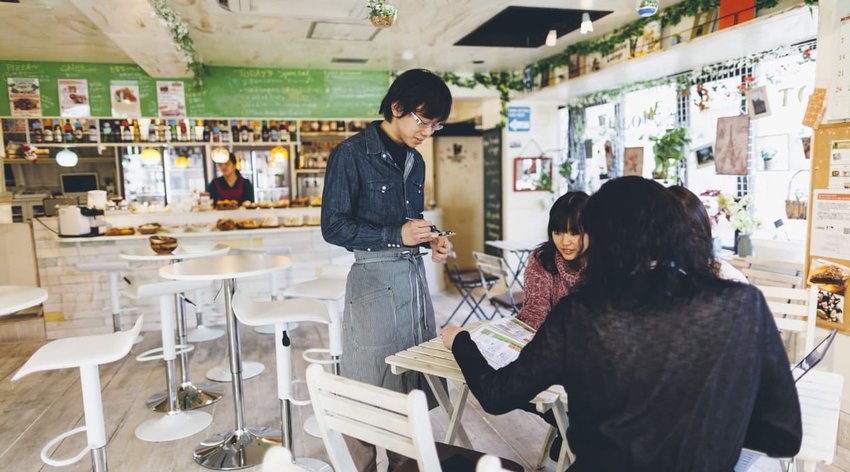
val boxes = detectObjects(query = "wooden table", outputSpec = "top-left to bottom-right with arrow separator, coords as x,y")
386,338 -> 572,471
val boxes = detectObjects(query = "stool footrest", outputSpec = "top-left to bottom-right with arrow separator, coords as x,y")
40,426 -> 90,467
135,344 -> 194,362
288,379 -> 312,406
302,348 -> 338,366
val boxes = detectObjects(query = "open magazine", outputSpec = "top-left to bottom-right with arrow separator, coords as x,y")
469,317 -> 537,369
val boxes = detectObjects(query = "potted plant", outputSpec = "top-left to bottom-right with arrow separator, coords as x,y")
760,148 -> 776,170
367,0 -> 397,27
650,127 -> 690,183
718,193 -> 760,256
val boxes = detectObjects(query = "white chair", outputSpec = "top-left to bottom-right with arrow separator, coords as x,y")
231,246 -> 294,334
129,280 -> 215,442
76,261 -> 143,344
262,446 -> 309,472
476,455 -> 512,472
306,364 -> 522,472
733,257 -> 805,289
758,285 -> 817,359
185,287 -> 225,343
12,316 -> 144,472
233,296 -> 341,470
472,251 -> 524,320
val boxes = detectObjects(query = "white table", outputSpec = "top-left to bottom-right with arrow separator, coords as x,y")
0,285 -> 48,316
385,338 -> 573,472
160,254 -> 291,471
121,244 -> 230,411
485,239 -> 543,289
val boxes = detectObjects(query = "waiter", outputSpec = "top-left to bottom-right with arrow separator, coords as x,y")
206,151 -> 254,204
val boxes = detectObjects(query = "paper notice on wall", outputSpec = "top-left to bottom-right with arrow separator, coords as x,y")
802,88 -> 826,129
828,140 -> 850,190
110,80 -> 141,118
6,78 -> 41,117
156,81 -> 186,117
58,79 -> 90,117
824,10 -> 850,122
810,190 -> 850,260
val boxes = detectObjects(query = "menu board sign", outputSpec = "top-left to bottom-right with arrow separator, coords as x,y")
6,77 -> 41,117
156,81 -> 186,117
58,78 -> 90,117
110,80 -> 141,118
483,128 -> 503,256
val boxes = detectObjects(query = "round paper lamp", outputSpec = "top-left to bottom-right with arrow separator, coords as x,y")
55,148 -> 79,167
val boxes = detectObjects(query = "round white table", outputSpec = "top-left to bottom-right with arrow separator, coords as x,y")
0,285 -> 48,316
160,254 -> 291,471
121,243 -> 230,412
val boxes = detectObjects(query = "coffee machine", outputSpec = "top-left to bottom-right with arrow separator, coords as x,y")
58,206 -> 106,237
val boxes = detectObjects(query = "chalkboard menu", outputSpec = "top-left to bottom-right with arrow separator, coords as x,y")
0,61 -> 387,118
483,128 -> 503,256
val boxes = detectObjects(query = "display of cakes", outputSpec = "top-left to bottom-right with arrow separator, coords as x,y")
282,215 -> 304,227
305,214 -> 321,226
261,215 -> 280,228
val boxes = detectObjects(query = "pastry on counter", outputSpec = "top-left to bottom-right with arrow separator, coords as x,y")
261,215 -> 279,228
291,197 -> 310,208
273,197 -> 290,208
216,199 -> 239,210
106,227 -> 135,236
305,215 -> 321,226
138,223 -> 161,235
216,218 -> 237,231
282,215 -> 304,227
237,219 -> 259,229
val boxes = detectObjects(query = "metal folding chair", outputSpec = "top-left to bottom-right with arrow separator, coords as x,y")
441,251 -> 497,328
473,251 -> 524,321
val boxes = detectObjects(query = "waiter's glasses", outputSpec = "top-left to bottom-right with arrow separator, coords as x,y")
410,112 -> 444,132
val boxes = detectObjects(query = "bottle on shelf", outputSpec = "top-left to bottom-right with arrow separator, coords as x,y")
202,120 -> 210,142
179,119 -> 188,142
73,120 -> 84,141
194,120 -> 205,142
269,120 -> 279,142
43,119 -> 53,143
212,121 -> 221,142
231,120 -> 240,143
121,119 -> 132,142
220,120 -> 230,142
157,119 -> 166,142
261,120 -> 269,142
101,120 -> 112,143
53,120 -> 63,143
148,119 -> 158,142
138,119 -> 149,142
31,120 -> 44,143
164,120 -> 173,143
253,120 -> 261,142
132,119 -> 141,142
87,120 -> 98,143
240,120 -> 250,143
64,120 -> 75,143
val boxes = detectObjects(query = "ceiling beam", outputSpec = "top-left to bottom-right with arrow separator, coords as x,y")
69,0 -> 192,78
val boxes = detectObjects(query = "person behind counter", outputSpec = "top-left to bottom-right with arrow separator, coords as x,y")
442,176 -> 802,471
207,151 -> 255,204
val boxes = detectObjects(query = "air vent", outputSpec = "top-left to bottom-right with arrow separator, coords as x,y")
308,21 -> 380,41
331,57 -> 368,64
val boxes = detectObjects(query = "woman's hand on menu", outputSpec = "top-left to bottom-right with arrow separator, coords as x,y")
401,219 -> 436,246
441,324 -> 464,349
430,236 -> 451,263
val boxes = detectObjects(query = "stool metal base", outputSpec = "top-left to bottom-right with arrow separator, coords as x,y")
303,415 -> 322,439
135,410 -> 212,443
187,326 -> 225,343
193,427 -> 281,470
147,382 -> 225,412
206,361 -> 264,383
295,457 -> 333,472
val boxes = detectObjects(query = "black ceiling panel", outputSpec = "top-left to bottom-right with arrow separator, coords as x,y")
455,7 -> 612,48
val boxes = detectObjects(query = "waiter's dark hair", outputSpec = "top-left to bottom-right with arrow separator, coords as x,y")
228,152 -> 237,165
380,69 -> 452,123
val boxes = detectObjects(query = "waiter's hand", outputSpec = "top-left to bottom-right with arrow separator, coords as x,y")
441,324 -> 464,349
401,219 -> 436,246
430,236 -> 451,263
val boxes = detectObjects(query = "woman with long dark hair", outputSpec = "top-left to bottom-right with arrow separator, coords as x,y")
442,177 -> 801,471
517,191 -> 589,330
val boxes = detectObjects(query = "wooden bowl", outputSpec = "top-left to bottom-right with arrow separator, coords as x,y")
149,235 -> 178,255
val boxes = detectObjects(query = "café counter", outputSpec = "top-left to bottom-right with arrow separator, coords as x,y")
32,207 -> 444,339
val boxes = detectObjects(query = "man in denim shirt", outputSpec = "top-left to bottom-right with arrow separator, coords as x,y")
321,69 -> 452,471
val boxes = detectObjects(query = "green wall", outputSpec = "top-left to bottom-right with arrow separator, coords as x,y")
0,61 -> 389,118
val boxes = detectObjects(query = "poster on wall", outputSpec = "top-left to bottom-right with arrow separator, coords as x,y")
714,115 -> 750,175
808,258 -> 848,325
6,78 -> 41,117
156,81 -> 186,117
746,86 -> 771,120
110,80 -> 141,118
810,190 -> 850,260
57,79 -> 90,117
513,157 -> 552,192
825,4 -> 850,122
829,140 -> 850,189
630,21 -> 661,58
623,147 -> 644,176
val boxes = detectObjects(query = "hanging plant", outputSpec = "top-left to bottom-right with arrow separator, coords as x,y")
367,0 -> 397,27
650,127 -> 690,183
694,84 -> 711,111
149,0 -> 204,87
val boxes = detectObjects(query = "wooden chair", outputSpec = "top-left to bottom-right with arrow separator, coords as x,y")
758,285 -> 817,360
305,364 -> 522,472
472,251 -> 524,320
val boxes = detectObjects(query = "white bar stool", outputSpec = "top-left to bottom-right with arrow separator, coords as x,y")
233,296 -> 341,472
76,261 -> 143,344
130,280 -> 215,442
231,246 -> 294,335
186,288 -> 225,342
12,316 -> 144,472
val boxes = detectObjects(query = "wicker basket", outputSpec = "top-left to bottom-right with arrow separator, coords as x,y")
370,14 -> 395,27
785,169 -> 809,220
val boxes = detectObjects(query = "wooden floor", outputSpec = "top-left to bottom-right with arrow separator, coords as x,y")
0,289 -> 847,471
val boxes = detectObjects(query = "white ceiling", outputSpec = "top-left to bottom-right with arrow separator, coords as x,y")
0,0 -> 644,73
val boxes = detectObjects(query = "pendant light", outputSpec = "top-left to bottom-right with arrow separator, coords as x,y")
636,0 -> 659,17
55,148 -> 79,167
580,13 -> 593,35
139,148 -> 162,165
545,29 -> 557,47
271,145 -> 289,163
211,146 -> 230,163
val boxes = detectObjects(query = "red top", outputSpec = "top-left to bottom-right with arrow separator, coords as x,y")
517,250 -> 583,330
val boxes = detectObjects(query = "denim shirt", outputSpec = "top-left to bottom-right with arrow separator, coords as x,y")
321,121 -> 426,252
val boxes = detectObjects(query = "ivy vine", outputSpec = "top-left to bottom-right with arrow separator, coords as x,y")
439,72 -> 525,127
149,0 -> 205,88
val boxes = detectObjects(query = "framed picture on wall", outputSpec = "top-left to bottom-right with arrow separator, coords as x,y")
747,86 -> 771,120
690,10 -> 716,39
623,147 -> 644,176
715,115 -> 751,175
513,157 -> 552,192
756,134 -> 789,171
694,145 -> 715,167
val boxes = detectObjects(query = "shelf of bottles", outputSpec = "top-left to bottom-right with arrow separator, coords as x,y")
2,117 -> 371,201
